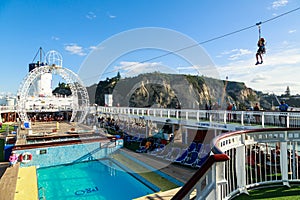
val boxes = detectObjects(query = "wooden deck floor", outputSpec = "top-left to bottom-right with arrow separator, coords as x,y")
0,162 -> 19,200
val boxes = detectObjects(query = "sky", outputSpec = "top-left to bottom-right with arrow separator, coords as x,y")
0,0 -> 300,96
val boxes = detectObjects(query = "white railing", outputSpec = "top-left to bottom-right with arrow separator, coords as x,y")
0,105 -> 16,112
97,106 -> 300,129
3,105 -> 300,128
216,128 -> 300,199
171,128 -> 300,200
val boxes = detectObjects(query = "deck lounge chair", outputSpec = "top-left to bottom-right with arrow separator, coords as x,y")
187,142 -> 197,152
195,143 -> 203,153
156,146 -> 172,158
136,134 -> 146,143
129,134 -> 141,143
148,144 -> 165,155
124,135 -> 131,143
174,150 -> 189,164
183,151 -> 199,166
136,146 -> 147,153
165,147 -> 181,162
193,153 -> 210,168
198,144 -> 211,157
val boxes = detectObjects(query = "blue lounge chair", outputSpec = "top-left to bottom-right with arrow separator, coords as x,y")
184,151 -> 199,166
199,144 -> 211,157
129,134 -> 141,143
165,147 -> 181,162
156,146 -> 172,158
136,134 -> 146,143
148,144 -> 165,155
195,143 -> 203,153
136,146 -> 147,153
193,153 -> 210,168
174,150 -> 189,163
188,142 -> 197,152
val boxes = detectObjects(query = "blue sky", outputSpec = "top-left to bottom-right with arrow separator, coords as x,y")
0,0 -> 300,95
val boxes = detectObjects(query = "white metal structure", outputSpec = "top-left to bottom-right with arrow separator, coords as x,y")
17,64 -> 89,123
45,50 -> 63,67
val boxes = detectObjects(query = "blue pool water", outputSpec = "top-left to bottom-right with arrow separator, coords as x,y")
37,159 -> 157,200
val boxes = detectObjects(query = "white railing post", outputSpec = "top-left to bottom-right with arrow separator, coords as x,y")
287,113 -> 290,128
241,111 -> 244,126
261,112 -> 265,128
236,143 -> 248,194
215,161 -> 227,200
280,132 -> 290,187
209,112 -> 213,123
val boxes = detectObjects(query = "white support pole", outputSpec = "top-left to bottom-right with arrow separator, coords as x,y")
280,134 -> 290,187
236,144 -> 248,195
215,162 -> 227,200
261,112 -> 265,128
241,111 -> 244,126
287,113 -> 290,128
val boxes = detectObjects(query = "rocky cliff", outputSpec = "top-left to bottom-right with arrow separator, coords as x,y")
91,72 -> 273,110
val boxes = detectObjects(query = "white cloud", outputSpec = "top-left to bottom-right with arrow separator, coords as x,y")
272,0 -> 288,9
113,61 -> 176,77
107,12 -> 116,19
64,44 -> 86,56
51,36 -> 60,41
288,29 -> 296,34
219,49 -> 252,61
228,49 -> 252,60
89,46 -> 98,50
86,12 -> 96,20
176,66 -> 196,71
250,74 -> 268,83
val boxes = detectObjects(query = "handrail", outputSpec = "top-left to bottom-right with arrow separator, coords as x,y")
2,105 -> 300,128
97,106 -> 300,129
214,127 -> 300,199
171,154 -> 229,200
170,127 -> 300,199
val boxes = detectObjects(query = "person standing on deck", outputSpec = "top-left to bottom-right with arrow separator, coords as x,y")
279,101 -> 289,126
232,103 -> 237,121
9,151 -> 18,167
226,102 -> 233,121
253,103 -> 260,124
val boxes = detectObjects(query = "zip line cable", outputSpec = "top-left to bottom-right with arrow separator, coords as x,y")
84,6 -> 300,80
261,6 -> 300,24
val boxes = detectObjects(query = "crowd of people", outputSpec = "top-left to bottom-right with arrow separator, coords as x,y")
28,113 -> 67,122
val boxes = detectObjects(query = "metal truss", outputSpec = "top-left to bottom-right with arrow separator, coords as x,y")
17,65 -> 89,123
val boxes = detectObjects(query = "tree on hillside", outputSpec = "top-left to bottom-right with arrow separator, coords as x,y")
52,82 -> 72,96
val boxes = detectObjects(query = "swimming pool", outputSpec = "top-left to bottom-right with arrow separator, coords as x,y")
37,159 -> 158,200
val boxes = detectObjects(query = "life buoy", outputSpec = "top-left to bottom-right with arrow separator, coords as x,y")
19,152 -> 32,163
